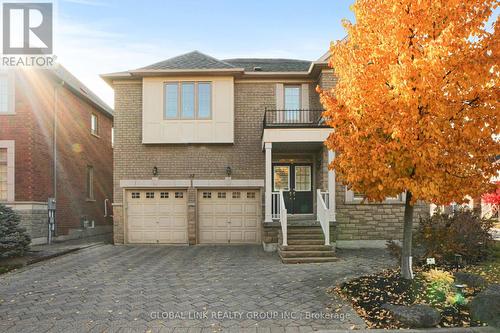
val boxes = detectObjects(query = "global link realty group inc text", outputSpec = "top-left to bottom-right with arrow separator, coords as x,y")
150,310 -> 350,321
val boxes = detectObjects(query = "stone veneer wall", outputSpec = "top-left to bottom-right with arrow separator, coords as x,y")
8,203 -> 48,245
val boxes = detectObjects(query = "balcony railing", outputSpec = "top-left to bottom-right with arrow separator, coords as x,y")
263,109 -> 328,128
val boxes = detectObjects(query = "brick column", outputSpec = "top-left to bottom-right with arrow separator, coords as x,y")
187,187 -> 197,245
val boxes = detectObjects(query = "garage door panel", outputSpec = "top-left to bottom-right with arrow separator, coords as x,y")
229,204 -> 244,214
127,190 -> 188,244
245,203 -> 258,214
198,190 -> 260,244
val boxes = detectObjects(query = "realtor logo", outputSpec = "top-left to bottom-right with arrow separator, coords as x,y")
2,2 -> 53,54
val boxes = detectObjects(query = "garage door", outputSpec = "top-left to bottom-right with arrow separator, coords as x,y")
126,190 -> 188,244
198,189 -> 260,244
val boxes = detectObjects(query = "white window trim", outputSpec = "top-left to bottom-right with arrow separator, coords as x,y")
0,140 -> 15,202
0,71 -> 16,115
273,165 -> 290,191
163,81 -> 212,120
345,187 -> 406,204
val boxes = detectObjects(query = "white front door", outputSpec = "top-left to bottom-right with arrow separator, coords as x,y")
198,189 -> 260,244
126,190 -> 188,244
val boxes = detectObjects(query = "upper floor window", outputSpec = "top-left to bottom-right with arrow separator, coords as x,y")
284,85 -> 301,110
164,81 -> 212,120
0,148 -> 7,201
91,113 -> 98,136
86,166 -> 94,200
0,73 -> 14,114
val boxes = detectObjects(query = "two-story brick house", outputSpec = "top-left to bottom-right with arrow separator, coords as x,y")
103,51 -> 428,263
0,65 -> 114,244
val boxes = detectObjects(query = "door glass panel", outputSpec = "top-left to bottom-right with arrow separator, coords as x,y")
273,166 -> 290,191
295,166 -> 311,191
284,86 -> 300,122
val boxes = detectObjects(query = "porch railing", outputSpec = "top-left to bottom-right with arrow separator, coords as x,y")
263,109 -> 328,128
271,192 -> 280,220
317,189 -> 330,246
278,190 -> 288,246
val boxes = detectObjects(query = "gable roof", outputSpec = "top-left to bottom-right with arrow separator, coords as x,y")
138,51 -> 236,70
52,64 -> 113,117
223,58 -> 311,72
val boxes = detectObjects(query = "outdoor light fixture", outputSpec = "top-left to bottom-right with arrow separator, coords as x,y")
226,166 -> 232,177
152,166 -> 158,177
454,254 -> 463,270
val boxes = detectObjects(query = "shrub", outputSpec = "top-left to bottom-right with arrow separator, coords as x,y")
0,204 -> 31,258
421,269 -> 467,308
415,209 -> 493,264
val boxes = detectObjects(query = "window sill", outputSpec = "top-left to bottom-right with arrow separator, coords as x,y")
90,133 -> 100,138
86,198 -> 96,202
0,111 -> 16,116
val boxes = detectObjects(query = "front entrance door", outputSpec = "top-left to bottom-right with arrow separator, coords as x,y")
272,163 -> 313,214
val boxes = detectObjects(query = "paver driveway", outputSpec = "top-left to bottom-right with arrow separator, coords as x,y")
0,245 -> 393,332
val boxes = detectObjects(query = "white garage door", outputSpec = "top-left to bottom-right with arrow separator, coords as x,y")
198,189 -> 260,244
126,190 -> 188,244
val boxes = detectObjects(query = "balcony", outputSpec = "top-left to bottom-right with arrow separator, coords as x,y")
263,109 -> 328,128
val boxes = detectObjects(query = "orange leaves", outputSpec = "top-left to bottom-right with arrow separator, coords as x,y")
321,0 -> 499,205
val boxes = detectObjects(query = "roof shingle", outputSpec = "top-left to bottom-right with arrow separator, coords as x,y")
139,51 -> 237,70
223,58 -> 311,72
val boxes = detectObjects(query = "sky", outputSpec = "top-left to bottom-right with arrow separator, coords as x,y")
55,0 -> 356,107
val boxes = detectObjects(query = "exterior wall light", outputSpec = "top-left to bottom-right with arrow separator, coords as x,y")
152,166 -> 158,177
226,166 -> 232,177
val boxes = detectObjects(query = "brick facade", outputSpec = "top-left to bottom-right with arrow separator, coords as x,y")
0,69 -> 113,242
112,68 -> 430,247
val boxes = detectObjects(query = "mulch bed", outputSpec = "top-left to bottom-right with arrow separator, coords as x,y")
332,268 -> 484,329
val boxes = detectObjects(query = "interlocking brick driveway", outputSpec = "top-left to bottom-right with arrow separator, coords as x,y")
0,245 -> 393,332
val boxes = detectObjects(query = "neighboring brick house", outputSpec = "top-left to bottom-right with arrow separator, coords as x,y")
0,66 -> 113,244
102,51 -> 428,262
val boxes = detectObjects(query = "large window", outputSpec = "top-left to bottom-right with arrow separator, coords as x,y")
86,166 -> 94,200
164,82 -> 212,119
0,149 -> 7,201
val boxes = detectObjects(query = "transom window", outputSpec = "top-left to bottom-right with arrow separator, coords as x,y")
164,82 -> 212,120
146,192 -> 155,199
217,192 -> 226,199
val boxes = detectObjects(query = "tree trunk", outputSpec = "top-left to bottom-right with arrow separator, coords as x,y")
401,190 -> 415,280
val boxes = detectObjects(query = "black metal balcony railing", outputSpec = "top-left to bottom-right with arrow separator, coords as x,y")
263,109 -> 328,128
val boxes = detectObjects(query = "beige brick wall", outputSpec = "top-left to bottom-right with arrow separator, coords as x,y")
112,81 -> 275,243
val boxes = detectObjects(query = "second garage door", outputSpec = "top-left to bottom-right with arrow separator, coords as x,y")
198,189 -> 260,244
126,190 -> 188,244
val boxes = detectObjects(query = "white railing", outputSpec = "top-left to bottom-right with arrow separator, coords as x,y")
320,191 -> 329,209
317,189 -> 330,245
271,192 -> 280,220
278,190 -> 288,246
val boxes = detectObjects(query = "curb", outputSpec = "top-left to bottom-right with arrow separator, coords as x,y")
26,242 -> 103,265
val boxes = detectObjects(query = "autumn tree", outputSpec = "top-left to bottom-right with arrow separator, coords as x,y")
319,0 -> 499,279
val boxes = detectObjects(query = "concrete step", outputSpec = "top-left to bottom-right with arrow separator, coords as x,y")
279,250 -> 336,258
285,239 -> 326,245
283,233 -> 324,240
280,256 -> 339,264
285,228 -> 323,234
279,244 -> 333,251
